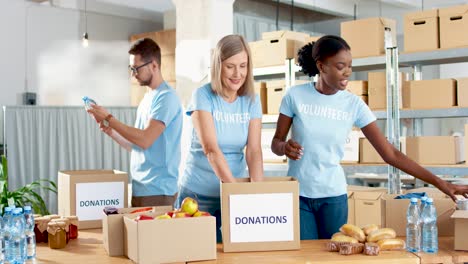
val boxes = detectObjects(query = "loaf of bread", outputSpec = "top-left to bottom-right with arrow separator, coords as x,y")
340,224 -> 366,242
331,232 -> 345,239
364,242 -> 380,256
331,234 -> 359,244
362,224 -> 379,236
367,228 -> 396,242
377,238 -> 406,251
339,243 -> 364,255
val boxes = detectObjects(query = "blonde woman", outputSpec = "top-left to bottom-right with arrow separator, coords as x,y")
177,35 -> 264,241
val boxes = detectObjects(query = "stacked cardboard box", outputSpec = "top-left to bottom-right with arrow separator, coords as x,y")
346,80 -> 368,104
402,79 -> 456,109
439,4 -> 468,49
261,80 -> 309,114
359,138 -> 385,164
457,78 -> 468,107
249,30 -> 309,68
129,29 -> 176,106
452,210 -> 468,250
341,17 -> 397,58
347,185 -> 387,227
406,136 -> 465,164
404,9 -> 439,52
367,71 -> 407,110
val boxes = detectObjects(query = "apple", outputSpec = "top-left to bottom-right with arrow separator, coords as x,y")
193,211 -> 211,217
172,212 -> 191,218
155,214 -> 171,220
166,209 -> 180,218
135,214 -> 154,221
180,197 -> 198,216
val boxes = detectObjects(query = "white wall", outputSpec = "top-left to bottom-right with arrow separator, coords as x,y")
0,0 -> 162,143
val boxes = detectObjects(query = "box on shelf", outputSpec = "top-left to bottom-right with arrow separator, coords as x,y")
457,78 -> 468,107
402,79 -> 456,109
130,29 -> 176,55
367,71 -> 406,110
342,130 -> 362,164
262,30 -> 310,42
405,136 -> 465,164
255,82 -> 267,114
384,188 -> 456,236
263,80 -> 308,114
452,210 -> 468,250
130,84 -> 150,106
404,9 -> 439,52
347,185 -> 387,227
359,138 -> 385,163
161,54 -> 175,81
221,177 -> 300,252
346,80 -> 368,95
249,35 -> 306,68
124,213 -> 217,264
58,170 -> 128,229
102,206 -> 171,256
341,17 -> 396,58
262,129 -> 286,163
439,4 -> 468,49
360,95 -> 368,105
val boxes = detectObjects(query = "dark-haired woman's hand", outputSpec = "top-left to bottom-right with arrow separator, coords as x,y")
283,139 -> 303,160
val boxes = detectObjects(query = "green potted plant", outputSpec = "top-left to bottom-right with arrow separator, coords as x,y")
0,155 -> 57,215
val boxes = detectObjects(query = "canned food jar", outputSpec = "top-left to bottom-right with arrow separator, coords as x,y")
47,222 -> 67,249
65,216 -> 79,239
34,216 -> 51,243
456,199 -> 468,210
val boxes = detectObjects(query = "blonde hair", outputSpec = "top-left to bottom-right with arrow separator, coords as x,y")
211,34 -> 255,99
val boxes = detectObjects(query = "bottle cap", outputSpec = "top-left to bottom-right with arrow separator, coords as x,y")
410,197 -> 418,203
24,205 -> 32,211
426,198 -> 433,203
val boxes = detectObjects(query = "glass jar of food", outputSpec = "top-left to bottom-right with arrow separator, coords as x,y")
65,216 -> 79,239
34,216 -> 51,243
47,222 -> 67,249
52,218 -> 70,243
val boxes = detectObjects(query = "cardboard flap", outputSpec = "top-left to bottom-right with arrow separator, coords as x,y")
262,30 -> 309,42
439,4 -> 468,17
451,210 -> 468,219
405,9 -> 438,21
353,191 -> 383,200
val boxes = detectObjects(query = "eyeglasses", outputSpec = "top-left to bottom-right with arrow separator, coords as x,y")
128,61 -> 152,75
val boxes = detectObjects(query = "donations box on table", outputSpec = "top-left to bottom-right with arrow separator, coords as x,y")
221,177 -> 300,252
58,170 -> 128,229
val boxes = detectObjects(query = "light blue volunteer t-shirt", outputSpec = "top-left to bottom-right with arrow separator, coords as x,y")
179,83 -> 262,197
280,82 -> 376,199
131,82 -> 183,196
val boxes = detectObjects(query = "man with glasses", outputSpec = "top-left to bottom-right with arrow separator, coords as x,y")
88,38 -> 183,207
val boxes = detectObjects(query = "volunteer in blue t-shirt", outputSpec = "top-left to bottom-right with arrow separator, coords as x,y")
88,38 -> 183,207
178,35 -> 264,241
271,35 -> 468,240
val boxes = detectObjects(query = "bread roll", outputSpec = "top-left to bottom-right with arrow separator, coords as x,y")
367,228 -> 396,242
340,224 -> 366,242
331,234 -> 359,243
377,238 -> 406,251
362,224 -> 379,235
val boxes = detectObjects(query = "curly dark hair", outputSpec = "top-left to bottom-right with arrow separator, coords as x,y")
297,35 -> 350,77
129,38 -> 162,66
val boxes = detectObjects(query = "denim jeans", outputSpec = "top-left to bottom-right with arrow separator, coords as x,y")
176,186 -> 223,243
299,194 -> 348,240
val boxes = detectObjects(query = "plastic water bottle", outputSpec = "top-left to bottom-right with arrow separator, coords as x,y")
82,96 -> 97,110
422,198 -> 438,253
406,197 -> 421,252
419,196 -> 428,216
23,206 -> 35,259
4,207 -> 13,263
8,208 -> 26,264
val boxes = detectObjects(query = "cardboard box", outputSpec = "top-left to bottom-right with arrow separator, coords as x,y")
367,71 -> 406,110
255,82 -> 267,114
262,129 -> 286,163
249,38 -> 306,68
353,191 -> 385,227
124,213 -> 217,264
384,188 -> 456,236
360,95 -> 368,105
130,29 -> 176,56
402,79 -> 456,109
342,130 -> 361,163
406,136 -> 465,164
359,138 -> 385,163
263,80 -> 308,114
439,4 -> 468,49
221,177 -> 300,252
346,80 -> 368,95
341,17 -> 397,58
102,206 -> 172,256
452,210 -> 468,250
262,30 -> 310,42
404,9 -> 439,52
58,170 -> 128,229
457,78 -> 468,107
465,124 -> 468,160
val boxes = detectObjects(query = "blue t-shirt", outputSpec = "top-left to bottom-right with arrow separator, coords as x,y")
179,83 -> 262,197
131,82 -> 183,196
280,82 -> 376,198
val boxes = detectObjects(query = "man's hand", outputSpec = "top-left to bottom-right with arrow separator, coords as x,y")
87,104 -> 110,124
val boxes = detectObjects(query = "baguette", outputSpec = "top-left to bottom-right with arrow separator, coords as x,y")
331,234 -> 359,244
367,228 -> 396,242
377,238 -> 406,251
362,224 -> 379,236
340,224 -> 366,242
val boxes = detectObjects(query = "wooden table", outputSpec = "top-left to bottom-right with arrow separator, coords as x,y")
416,237 -> 468,264
35,229 -> 418,264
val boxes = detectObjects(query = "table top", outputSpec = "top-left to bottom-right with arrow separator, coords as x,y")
34,229 -> 468,264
